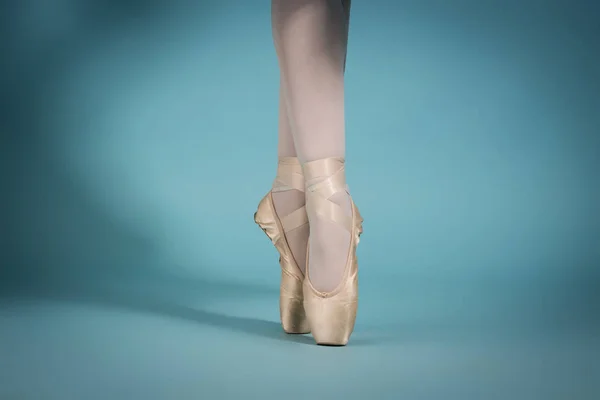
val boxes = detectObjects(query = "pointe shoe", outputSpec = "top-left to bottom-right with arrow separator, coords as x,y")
254,157 -> 311,334
302,157 -> 363,346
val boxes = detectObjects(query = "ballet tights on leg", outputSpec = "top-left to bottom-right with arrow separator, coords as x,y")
272,0 -> 352,292
271,75 -> 309,274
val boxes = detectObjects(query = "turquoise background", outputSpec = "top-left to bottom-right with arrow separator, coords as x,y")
1,0 -> 599,398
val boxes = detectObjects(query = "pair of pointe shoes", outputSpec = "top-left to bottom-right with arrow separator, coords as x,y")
254,157 -> 363,346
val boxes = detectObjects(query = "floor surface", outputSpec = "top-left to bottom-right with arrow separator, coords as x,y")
1,275 -> 598,399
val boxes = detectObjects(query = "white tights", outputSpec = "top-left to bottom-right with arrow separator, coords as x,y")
271,0 -> 353,292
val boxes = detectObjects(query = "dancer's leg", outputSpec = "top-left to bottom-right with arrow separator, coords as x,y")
276,76 -> 297,158
271,75 -> 309,274
272,0 -> 352,292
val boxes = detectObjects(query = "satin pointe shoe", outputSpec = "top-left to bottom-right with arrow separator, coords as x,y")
302,157 -> 363,346
254,157 -> 310,334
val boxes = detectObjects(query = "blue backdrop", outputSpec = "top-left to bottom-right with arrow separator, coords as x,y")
1,0 -> 599,398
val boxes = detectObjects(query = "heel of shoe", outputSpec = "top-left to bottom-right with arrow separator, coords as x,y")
280,270 -> 310,334
254,194 -> 280,244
